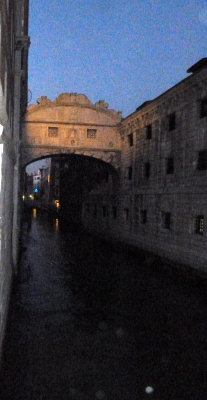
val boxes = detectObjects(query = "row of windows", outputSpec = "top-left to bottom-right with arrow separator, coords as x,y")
48,127 -> 97,138
125,157 -> 174,180
127,98 -> 207,145
85,205 -> 205,235
125,151 -> 207,181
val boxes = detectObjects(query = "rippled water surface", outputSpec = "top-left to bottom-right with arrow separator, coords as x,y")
0,210 -> 207,399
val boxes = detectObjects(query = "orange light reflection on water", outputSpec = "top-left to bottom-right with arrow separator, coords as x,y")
55,218 -> 59,230
33,208 -> 37,218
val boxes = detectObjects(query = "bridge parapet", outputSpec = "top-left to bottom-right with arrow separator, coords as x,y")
22,93 -> 122,168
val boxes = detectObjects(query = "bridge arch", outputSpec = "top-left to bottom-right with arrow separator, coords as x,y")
22,93 -> 122,170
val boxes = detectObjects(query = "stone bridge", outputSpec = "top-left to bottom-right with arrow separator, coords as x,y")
22,93 -> 122,169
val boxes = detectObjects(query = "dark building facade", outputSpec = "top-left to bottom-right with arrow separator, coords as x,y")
0,0 -> 29,355
82,59 -> 207,270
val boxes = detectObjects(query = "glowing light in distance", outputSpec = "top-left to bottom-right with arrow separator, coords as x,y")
55,200 -> 60,208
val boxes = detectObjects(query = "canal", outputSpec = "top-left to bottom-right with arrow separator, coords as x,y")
0,209 -> 207,399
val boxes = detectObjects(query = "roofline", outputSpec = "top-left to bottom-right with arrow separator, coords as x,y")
123,68 -> 201,122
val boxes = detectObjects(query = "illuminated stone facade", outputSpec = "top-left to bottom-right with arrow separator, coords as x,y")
0,0 -> 29,355
22,93 -> 122,169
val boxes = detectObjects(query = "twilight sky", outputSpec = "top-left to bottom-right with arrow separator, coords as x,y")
29,0 -> 207,118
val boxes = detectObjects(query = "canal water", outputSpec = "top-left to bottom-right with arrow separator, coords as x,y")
0,209 -> 207,399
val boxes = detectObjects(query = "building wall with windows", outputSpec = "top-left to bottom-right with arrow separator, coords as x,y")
82,59 -> 207,270
0,0 -> 29,356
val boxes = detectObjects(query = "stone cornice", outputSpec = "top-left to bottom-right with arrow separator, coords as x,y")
23,120 -> 120,128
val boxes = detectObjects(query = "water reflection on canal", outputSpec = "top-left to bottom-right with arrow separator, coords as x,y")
0,209 -> 207,399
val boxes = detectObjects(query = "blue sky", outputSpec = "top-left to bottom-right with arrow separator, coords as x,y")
29,0 -> 207,117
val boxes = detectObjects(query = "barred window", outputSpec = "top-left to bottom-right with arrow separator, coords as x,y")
200,98 -> 207,118
168,112 -> 176,131
162,212 -> 171,229
125,166 -> 132,181
197,150 -> 207,170
48,127 -> 58,137
146,124 -> 152,139
128,133 -> 133,146
112,206 -> 117,219
102,206 -> 107,217
93,204 -> 97,218
144,162 -> 150,178
124,208 -> 129,221
87,129 -> 97,139
141,209 -> 147,224
166,157 -> 174,174
195,215 -> 204,235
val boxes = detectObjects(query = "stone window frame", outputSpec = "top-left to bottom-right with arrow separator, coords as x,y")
197,150 -> 207,171
93,204 -> 97,218
48,127 -> 58,137
161,211 -> 171,230
87,129 -> 97,139
146,124 -> 152,140
102,205 -> 107,217
195,215 -> 204,235
166,157 -> 174,174
123,207 -> 129,222
112,206 -> 117,219
128,133 -> 134,147
144,161 -> 151,178
200,97 -> 207,118
168,112 -> 176,131
140,209 -> 147,224
125,166 -> 132,180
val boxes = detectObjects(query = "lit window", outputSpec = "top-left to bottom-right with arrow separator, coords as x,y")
146,124 -> 152,140
195,215 -> 204,235
48,127 -> 58,137
87,129 -> 97,139
200,98 -> 207,118
168,112 -> 176,131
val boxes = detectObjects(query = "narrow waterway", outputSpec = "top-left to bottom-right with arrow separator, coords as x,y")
0,210 -> 207,399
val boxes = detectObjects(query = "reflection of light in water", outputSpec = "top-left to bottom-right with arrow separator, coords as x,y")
33,208 -> 37,218
55,218 -> 59,230
145,386 -> 154,394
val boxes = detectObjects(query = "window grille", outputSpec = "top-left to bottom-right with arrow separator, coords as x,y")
146,124 -> 152,139
168,112 -> 176,131
200,98 -> 207,118
128,133 -> 133,146
166,157 -> 174,174
87,129 -> 97,139
197,150 -> 207,170
48,127 -> 58,137
195,215 -> 204,235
